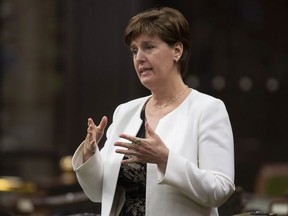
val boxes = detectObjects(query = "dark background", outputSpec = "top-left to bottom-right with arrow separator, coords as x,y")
1,0 -> 287,194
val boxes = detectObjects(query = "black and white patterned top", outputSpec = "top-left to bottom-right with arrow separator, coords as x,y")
117,105 -> 147,216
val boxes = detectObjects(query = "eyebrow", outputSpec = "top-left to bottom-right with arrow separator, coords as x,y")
130,39 -> 155,48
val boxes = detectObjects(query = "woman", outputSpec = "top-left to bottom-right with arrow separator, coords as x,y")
72,7 -> 235,216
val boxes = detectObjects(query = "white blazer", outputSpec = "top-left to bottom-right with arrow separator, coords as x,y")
72,89 -> 235,216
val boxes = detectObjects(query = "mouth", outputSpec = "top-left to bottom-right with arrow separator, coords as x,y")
139,67 -> 152,75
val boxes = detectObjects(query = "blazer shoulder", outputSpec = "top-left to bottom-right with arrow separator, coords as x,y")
191,89 -> 224,107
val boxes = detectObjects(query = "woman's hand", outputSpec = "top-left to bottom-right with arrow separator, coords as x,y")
83,116 -> 108,162
114,122 -> 169,173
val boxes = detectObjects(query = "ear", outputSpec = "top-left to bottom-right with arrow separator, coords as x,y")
173,42 -> 183,62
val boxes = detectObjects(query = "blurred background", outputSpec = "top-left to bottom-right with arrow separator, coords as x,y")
0,0 -> 287,215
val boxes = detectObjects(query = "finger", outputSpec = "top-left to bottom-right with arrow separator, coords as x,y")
115,148 -> 136,155
88,118 -> 96,127
119,134 -> 144,145
97,116 -> 108,131
121,157 -> 137,164
118,133 -> 132,142
89,134 -> 96,144
87,124 -> 95,136
132,137 -> 142,145
85,130 -> 95,143
114,141 -> 134,149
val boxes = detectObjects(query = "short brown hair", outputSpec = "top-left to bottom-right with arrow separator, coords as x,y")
124,7 -> 191,78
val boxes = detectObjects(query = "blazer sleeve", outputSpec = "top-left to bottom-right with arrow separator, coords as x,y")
159,99 -> 235,207
72,144 -> 103,202
71,105 -> 122,202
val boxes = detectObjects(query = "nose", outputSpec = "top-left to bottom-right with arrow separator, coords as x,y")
135,49 -> 145,62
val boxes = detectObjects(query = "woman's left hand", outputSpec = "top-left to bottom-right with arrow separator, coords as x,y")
114,122 -> 169,172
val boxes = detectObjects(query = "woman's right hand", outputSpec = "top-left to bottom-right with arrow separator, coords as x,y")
83,116 -> 108,162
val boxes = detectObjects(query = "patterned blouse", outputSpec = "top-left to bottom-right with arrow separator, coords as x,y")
117,106 -> 146,216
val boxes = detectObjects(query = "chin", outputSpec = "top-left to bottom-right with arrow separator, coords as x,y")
140,79 -> 153,90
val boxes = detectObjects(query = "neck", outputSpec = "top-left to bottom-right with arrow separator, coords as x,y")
151,84 -> 189,109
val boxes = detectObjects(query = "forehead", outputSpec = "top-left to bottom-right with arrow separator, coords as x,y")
130,33 -> 161,46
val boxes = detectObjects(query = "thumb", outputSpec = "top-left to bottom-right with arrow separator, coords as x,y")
98,116 -> 108,131
145,122 -> 155,138
95,116 -> 108,143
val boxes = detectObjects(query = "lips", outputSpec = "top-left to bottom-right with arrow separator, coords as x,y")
139,67 -> 152,74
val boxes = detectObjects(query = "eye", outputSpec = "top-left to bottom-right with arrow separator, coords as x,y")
144,44 -> 153,51
131,47 -> 138,56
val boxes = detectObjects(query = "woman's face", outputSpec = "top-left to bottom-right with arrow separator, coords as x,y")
130,33 -> 181,89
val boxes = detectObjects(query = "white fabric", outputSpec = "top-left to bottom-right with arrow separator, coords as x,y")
72,89 -> 235,216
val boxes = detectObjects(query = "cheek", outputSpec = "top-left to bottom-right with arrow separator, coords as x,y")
132,58 -> 137,68
157,49 -> 173,61
133,60 -> 140,75
156,54 -> 174,68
